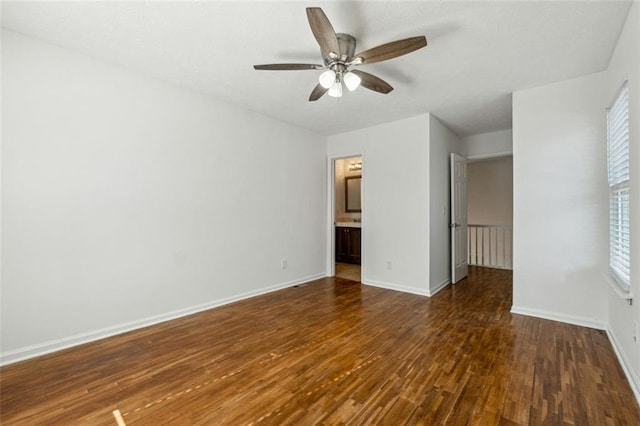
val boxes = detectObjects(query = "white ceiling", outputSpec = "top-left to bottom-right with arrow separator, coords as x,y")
1,1 -> 632,137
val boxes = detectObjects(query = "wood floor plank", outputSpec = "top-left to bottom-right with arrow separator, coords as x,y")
1,267 -> 639,425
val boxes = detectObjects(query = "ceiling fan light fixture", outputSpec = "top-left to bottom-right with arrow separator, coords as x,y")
343,71 -> 361,91
319,70 -> 336,89
328,81 -> 343,98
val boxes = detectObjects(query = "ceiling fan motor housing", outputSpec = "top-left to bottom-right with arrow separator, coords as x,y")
327,33 -> 357,64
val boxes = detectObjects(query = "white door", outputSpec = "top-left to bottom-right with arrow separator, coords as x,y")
450,153 -> 468,283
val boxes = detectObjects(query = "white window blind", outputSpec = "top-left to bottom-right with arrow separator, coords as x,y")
607,82 -> 630,288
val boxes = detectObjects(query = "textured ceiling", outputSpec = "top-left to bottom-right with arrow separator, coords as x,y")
1,1 -> 632,137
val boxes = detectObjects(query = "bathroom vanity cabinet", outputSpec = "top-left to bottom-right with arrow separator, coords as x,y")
335,226 -> 361,265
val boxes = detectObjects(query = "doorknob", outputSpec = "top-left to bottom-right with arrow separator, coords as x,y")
449,223 -> 460,228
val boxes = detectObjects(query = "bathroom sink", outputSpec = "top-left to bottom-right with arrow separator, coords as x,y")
335,222 -> 362,228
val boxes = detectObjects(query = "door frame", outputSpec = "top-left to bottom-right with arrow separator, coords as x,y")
327,153 -> 365,278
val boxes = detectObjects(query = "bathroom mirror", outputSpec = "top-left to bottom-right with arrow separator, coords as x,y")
345,176 -> 361,212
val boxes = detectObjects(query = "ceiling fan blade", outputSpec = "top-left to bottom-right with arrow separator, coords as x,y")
354,36 -> 427,65
309,83 -> 328,101
351,70 -> 394,94
254,64 -> 324,71
306,7 -> 341,58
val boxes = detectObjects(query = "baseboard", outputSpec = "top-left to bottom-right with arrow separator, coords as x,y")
0,273 -> 326,366
606,327 -> 640,406
430,279 -> 450,296
363,279 -> 431,297
510,306 -> 607,330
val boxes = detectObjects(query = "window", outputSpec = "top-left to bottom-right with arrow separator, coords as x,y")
607,82 -> 630,288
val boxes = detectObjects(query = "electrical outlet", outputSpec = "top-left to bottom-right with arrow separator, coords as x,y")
386,261 -> 392,270
281,258 -> 287,269
634,321 -> 638,343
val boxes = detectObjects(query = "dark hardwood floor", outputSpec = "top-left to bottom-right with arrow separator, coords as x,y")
2,267 -> 639,425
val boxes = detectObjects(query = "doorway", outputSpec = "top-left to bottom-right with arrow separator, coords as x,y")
332,156 -> 362,282
466,155 -> 513,271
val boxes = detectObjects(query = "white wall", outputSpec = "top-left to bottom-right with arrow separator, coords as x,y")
604,1 -> 640,399
327,114 -> 460,296
1,30 -> 327,364
327,115 -> 431,296
512,72 -> 607,328
428,115 -> 462,293
462,129 -> 512,160
467,157 -> 513,226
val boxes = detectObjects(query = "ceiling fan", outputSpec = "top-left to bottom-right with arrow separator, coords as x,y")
253,7 -> 427,101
